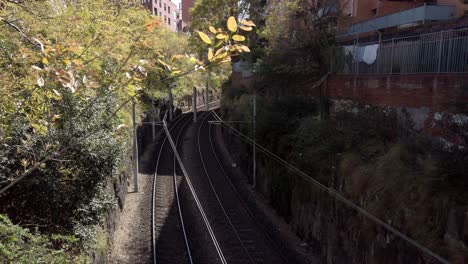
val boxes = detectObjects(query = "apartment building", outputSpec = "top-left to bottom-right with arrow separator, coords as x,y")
141,0 -> 180,32
341,0 -> 468,36
181,0 -> 195,30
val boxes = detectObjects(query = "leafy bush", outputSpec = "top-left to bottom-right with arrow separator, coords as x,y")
0,215 -> 82,263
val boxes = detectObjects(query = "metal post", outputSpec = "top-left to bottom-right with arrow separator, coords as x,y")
132,101 -> 139,192
193,87 -> 197,123
151,98 -> 156,141
252,94 -> 257,189
390,38 -> 394,74
205,73 -> 210,111
169,86 -> 173,121
437,31 -> 443,74
356,34 -> 359,75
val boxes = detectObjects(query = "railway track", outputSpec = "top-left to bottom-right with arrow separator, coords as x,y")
152,113 -> 193,264
192,112 -> 289,264
151,111 -> 294,264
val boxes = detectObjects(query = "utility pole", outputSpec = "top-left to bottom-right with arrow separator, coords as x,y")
132,101 -> 139,192
252,94 -> 257,189
151,98 -> 156,140
169,85 -> 173,121
193,87 -> 197,123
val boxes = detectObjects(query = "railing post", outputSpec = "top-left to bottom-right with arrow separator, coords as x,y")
390,38 -> 395,74
437,31 -> 443,73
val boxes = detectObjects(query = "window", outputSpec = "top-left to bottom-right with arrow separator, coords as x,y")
168,6 -> 171,13
164,15 -> 166,23
155,8 -> 158,15
159,2 -> 161,7
168,18 -> 171,25
371,8 -> 377,17
164,3 -> 166,11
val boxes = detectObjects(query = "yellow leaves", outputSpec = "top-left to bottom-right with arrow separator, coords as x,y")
20,159 -> 30,168
145,19 -> 161,32
197,31 -> 212,44
171,54 -> 185,62
232,35 -> 245,42
209,26 -> 217,34
72,59 -> 82,66
239,26 -> 253,32
208,48 -> 214,61
216,33 -> 228,40
51,114 -> 61,122
240,19 -> 256,27
240,45 -> 251,52
42,58 -> 49,65
227,16 -> 237,32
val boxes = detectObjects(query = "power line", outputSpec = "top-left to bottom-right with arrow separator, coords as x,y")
211,111 -> 451,264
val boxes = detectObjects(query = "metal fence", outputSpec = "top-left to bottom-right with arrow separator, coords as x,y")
329,28 -> 468,75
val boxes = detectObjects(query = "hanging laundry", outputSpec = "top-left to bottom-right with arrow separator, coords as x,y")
362,44 -> 379,65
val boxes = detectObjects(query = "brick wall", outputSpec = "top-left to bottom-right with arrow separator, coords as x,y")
327,74 -> 468,149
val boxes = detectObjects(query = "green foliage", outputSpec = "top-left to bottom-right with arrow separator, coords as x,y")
0,215 -> 82,263
249,0 -> 344,76
189,0 -> 249,31
0,0 -> 258,259
0,0 -> 190,255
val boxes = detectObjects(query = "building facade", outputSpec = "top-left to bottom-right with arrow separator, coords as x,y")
341,0 -> 468,36
181,0 -> 195,30
141,0 -> 180,32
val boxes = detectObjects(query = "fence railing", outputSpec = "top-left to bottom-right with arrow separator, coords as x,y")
329,28 -> 468,75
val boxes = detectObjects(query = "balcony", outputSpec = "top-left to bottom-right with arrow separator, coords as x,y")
347,4 -> 455,35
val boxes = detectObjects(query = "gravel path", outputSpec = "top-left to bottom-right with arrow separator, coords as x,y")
109,137 -> 161,264
110,173 -> 153,264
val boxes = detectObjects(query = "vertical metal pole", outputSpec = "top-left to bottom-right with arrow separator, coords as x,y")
206,73 -> 210,111
132,101 -> 139,192
151,98 -> 156,141
390,38 -> 395,74
193,87 -> 197,123
169,86 -> 173,121
437,31 -> 443,74
252,94 -> 257,189
356,34 -> 359,75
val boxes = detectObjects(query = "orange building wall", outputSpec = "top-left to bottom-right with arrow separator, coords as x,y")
182,0 -> 194,24
353,0 -> 425,23
437,0 -> 468,17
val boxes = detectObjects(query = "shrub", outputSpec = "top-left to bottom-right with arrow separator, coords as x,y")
0,215 -> 82,263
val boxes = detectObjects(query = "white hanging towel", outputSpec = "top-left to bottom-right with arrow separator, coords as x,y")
362,44 -> 379,65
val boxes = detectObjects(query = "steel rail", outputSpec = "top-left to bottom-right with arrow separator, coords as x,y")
173,114 -> 195,264
197,113 -> 255,264
206,114 -> 291,264
162,113 -> 228,264
152,113 -> 192,264
211,111 -> 452,264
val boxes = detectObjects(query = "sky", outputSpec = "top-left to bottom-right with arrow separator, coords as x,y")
171,0 -> 181,8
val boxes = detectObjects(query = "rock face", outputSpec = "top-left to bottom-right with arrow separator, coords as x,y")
256,160 -> 468,264
90,168 -> 130,264
225,129 -> 468,264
